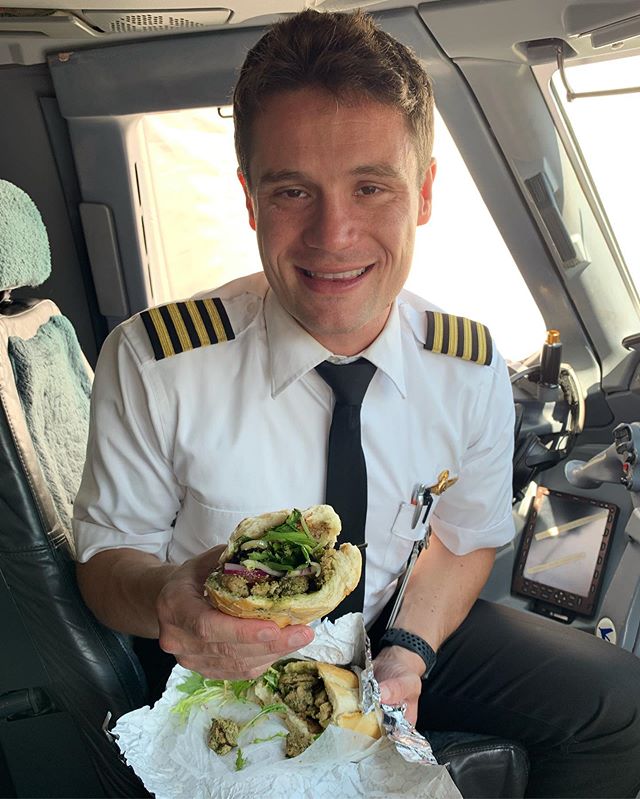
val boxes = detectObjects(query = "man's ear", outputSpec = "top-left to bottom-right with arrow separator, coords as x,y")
237,169 -> 256,231
417,158 -> 437,226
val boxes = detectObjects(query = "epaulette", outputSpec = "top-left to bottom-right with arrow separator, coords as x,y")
424,310 -> 493,366
140,297 -> 235,361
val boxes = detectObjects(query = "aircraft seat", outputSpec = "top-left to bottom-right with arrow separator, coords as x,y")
0,178 -> 148,798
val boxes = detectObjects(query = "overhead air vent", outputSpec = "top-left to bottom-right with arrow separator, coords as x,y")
82,8 -> 231,33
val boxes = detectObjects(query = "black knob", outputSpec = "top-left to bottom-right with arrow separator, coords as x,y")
540,329 -> 562,387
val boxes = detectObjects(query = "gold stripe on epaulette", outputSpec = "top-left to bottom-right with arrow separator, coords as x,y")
148,307 -> 175,359
433,310 -> 443,353
140,297 -> 235,361
167,302 -> 192,353
202,297 -> 227,342
184,299 -> 211,347
462,316 -> 473,361
447,313 -> 458,357
424,310 -> 493,366
478,321 -> 488,365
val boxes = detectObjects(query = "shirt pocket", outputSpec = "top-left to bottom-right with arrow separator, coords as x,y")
174,490 -> 265,555
382,501 -> 434,579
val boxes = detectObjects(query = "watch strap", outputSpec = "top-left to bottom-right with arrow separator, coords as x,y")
378,627 -> 437,680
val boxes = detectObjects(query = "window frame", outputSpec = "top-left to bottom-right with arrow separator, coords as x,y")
533,53 -> 640,312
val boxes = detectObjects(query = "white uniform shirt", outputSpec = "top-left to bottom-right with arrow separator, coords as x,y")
73,272 -> 515,625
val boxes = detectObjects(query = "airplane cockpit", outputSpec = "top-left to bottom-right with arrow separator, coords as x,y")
1,0 -> 640,796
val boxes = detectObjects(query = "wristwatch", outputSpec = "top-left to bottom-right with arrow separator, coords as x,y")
378,627 -> 437,680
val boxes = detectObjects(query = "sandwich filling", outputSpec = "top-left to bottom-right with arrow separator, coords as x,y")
277,661 -> 333,733
212,509 -> 337,599
204,661 -> 337,759
266,661 -> 335,757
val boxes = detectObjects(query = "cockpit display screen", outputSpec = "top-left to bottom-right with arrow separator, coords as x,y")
512,487 -> 618,618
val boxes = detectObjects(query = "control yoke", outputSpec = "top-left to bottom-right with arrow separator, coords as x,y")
565,423 -> 640,494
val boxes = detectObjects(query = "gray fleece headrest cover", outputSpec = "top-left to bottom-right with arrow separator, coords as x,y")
0,179 -> 51,291
9,315 -> 91,534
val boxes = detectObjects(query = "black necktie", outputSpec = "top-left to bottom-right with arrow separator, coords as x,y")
315,358 -> 377,619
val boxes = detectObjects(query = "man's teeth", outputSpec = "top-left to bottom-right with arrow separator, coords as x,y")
303,267 -> 367,280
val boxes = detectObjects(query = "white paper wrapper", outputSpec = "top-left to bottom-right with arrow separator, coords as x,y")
114,615 -> 461,799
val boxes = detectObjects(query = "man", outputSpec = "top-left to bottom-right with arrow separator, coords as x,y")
73,10 -> 640,798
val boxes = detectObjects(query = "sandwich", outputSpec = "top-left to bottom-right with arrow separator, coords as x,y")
253,659 -> 383,757
204,505 -> 361,627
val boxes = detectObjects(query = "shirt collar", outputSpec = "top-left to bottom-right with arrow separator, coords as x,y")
264,289 -> 407,398
265,290 -> 331,397
360,301 -> 407,398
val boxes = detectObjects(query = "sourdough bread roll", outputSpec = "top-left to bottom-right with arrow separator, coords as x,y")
315,662 -> 382,738
204,505 -> 361,627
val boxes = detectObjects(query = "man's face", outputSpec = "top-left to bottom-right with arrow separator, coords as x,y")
240,87 -> 436,355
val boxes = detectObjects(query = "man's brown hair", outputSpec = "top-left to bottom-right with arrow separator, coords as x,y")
233,9 -> 434,185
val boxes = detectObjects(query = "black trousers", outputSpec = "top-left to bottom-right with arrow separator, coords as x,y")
411,599 -> 640,799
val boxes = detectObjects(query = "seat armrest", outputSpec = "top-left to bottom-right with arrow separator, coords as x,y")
428,731 -> 529,799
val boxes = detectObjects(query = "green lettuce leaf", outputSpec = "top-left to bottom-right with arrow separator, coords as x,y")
171,672 -> 255,721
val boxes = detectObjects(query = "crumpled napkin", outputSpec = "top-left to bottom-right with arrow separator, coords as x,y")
113,615 -> 461,799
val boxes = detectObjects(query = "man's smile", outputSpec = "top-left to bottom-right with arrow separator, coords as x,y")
298,264 -> 375,284
301,266 -> 368,280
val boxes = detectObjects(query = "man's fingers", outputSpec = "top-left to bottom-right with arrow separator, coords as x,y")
189,606 -> 314,650
169,613 -> 317,680
163,627 -> 314,659
160,607 -> 315,659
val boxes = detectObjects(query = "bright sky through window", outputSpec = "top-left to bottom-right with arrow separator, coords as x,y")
552,54 -> 640,286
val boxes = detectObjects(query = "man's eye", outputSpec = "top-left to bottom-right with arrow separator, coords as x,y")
357,185 -> 383,196
278,188 -> 308,199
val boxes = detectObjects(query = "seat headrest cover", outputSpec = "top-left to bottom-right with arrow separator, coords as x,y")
0,179 -> 52,291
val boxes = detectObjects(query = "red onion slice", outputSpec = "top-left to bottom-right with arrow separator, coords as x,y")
222,563 -> 271,583
223,562 -> 249,573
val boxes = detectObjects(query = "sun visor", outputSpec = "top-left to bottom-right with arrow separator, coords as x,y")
47,24 -> 262,118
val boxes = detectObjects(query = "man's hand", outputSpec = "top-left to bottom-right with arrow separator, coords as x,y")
373,645 -> 424,726
156,546 -> 315,680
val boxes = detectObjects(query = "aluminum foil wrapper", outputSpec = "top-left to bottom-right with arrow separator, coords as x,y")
342,615 -> 439,767
381,705 -> 439,765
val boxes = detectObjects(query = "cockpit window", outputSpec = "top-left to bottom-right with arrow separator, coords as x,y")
132,105 -> 545,362
133,108 -> 258,304
550,55 -> 640,289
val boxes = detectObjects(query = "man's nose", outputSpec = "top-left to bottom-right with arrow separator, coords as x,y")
303,195 -> 357,252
